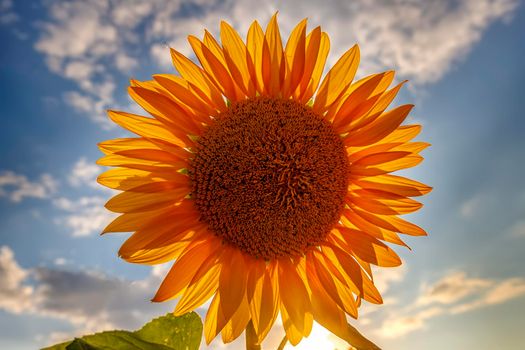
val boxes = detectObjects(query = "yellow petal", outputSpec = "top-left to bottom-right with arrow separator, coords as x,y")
353,174 -> 432,197
349,189 -> 423,215
313,45 -> 360,112
219,246 -> 248,322
248,261 -> 279,343
204,292 -> 227,344
322,243 -> 383,304
334,227 -> 402,267
128,85 -> 203,134
220,21 -> 256,97
345,80 -> 407,133
152,238 -> 220,302
105,188 -> 188,213
331,72 -> 393,128
283,18 -> 307,98
119,216 -> 204,258
221,295 -> 251,343
98,137 -> 189,159
246,20 -> 268,95
280,303 -> 303,346
344,105 -> 414,147
341,208 -> 409,247
305,252 -> 358,341
188,35 -> 238,101
124,239 -> 194,265
153,74 -> 219,118
310,251 -> 358,317
350,151 -> 423,177
278,258 -> 312,336
107,110 -> 189,148
265,12 -> 284,96
299,31 -> 330,103
174,252 -> 222,315
170,48 -> 225,108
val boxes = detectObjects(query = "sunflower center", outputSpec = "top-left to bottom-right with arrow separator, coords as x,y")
189,97 -> 348,259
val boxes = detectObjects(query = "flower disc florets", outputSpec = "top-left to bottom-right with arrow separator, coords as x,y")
190,97 -> 349,259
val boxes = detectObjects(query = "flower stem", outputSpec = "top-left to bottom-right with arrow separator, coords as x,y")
245,321 -> 261,350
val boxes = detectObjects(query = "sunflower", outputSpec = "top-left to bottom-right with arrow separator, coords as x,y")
98,13 -> 430,348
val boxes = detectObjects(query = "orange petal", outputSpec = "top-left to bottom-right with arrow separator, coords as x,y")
313,45 -> 359,112
350,151 -> 423,177
248,261 -> 279,343
280,302 -> 303,346
98,137 -> 189,159
221,294 -> 251,343
247,20 -> 269,95
219,246 -> 248,322
105,187 -> 188,213
129,86 -> 203,135
353,174 -> 432,197
299,31 -> 330,103
345,80 -> 407,133
310,251 -> 358,318
220,21 -> 256,97
283,18 -> 307,98
352,207 -> 427,236
349,190 -> 423,215
265,13 -> 284,96
322,243 -> 383,304
278,258 -> 312,336
344,105 -> 414,147
189,35 -> 238,101
334,227 -> 402,267
331,72 -> 393,128
107,110 -> 189,148
305,254 -> 355,343
204,292 -> 228,344
170,48 -> 225,108
174,250 -> 222,315
341,208 -> 409,247
152,238 -> 220,302
153,74 -> 219,118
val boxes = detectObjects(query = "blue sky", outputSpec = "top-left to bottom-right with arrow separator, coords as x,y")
1,0 -> 524,349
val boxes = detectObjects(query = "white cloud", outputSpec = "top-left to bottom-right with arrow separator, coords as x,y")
460,194 -> 487,218
0,0 -> 18,25
53,196 -> 115,237
35,0 -> 518,128
451,278 -> 525,314
68,157 -> 103,189
378,271 -> 525,338
417,272 -> 493,305
380,306 -> 444,338
0,246 -> 34,314
63,91 -> 96,114
507,220 -> 525,238
115,53 -> 139,72
0,245 -> 177,346
0,171 -> 58,203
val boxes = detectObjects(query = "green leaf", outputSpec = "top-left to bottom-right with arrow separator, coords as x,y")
42,312 -> 202,350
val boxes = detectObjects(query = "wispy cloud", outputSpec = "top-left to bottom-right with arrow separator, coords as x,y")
417,272 -> 493,306
0,0 -> 18,25
34,0 -> 519,128
68,157 -> 104,190
53,196 -> 114,237
378,271 -> 525,338
0,171 -> 58,203
0,245 -> 175,346
507,220 -> 525,238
